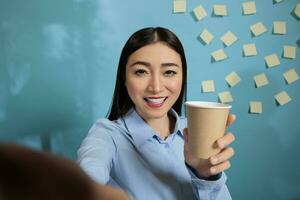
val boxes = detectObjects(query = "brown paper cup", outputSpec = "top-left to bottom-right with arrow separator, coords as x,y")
185,101 -> 231,159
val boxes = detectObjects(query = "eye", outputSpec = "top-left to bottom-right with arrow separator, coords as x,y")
164,70 -> 177,77
134,69 -> 148,76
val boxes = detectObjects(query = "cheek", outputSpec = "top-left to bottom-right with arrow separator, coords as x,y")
125,71 -> 143,99
126,80 -> 146,98
168,78 -> 182,94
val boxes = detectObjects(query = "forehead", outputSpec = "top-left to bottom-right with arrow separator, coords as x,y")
127,42 -> 182,64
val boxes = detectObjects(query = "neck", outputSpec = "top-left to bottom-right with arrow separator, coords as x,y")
145,113 -> 175,140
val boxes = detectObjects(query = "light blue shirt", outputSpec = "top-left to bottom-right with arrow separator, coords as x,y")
77,109 -> 231,200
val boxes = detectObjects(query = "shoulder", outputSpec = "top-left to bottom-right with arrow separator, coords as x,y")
78,118 -> 126,153
88,118 -> 125,135
91,118 -> 118,130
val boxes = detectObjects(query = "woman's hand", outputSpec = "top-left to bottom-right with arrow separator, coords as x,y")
184,114 -> 236,178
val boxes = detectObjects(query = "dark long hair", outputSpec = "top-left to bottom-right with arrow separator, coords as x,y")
107,27 -> 187,120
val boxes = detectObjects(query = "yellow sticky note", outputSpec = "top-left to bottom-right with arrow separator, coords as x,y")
211,49 -> 227,62
221,31 -> 238,47
264,53 -> 280,68
283,68 -> 299,84
173,0 -> 187,13
214,4 -> 227,16
250,101 -> 262,114
202,80 -> 215,93
243,43 -> 257,56
225,71 -> 241,87
200,29 -> 214,44
218,91 -> 233,103
274,91 -> 291,106
193,5 -> 207,21
273,21 -> 286,34
254,73 -> 269,88
283,45 -> 296,59
293,4 -> 300,19
242,1 -> 256,15
250,22 -> 267,37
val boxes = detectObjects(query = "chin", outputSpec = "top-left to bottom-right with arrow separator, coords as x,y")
142,108 -> 170,120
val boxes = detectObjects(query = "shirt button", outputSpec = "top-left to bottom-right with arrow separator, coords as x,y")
164,143 -> 170,148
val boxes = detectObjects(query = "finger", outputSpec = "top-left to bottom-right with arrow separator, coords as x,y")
217,132 -> 235,149
226,114 -> 236,128
210,160 -> 231,175
209,147 -> 235,165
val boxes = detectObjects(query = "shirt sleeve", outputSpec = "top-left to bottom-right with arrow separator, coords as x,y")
186,167 -> 232,200
77,119 -> 116,184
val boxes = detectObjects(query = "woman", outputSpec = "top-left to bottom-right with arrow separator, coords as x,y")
77,27 -> 235,200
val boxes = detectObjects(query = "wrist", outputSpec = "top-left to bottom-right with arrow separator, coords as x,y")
185,162 -> 221,181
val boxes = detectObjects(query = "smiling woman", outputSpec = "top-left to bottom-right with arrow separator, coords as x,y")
125,42 -> 183,136
107,27 -> 187,121
77,27 -> 235,200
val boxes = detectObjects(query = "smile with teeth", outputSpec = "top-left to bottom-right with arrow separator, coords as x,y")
144,97 -> 168,108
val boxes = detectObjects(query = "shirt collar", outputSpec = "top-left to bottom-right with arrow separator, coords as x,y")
122,108 -> 181,147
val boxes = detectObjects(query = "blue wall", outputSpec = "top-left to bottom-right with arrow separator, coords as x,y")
0,0 -> 299,199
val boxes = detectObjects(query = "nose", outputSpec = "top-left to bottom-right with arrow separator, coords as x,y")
148,73 -> 163,93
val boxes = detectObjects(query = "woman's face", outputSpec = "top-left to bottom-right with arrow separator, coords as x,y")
125,42 -> 183,121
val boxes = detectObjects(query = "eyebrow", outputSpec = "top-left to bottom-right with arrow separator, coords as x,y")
129,61 -> 180,68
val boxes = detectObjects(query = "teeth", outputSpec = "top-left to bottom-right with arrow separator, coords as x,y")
146,97 -> 166,104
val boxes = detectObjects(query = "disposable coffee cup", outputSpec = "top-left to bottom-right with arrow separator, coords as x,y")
185,101 -> 232,159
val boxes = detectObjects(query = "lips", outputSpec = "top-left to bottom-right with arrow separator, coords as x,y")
144,97 -> 168,108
